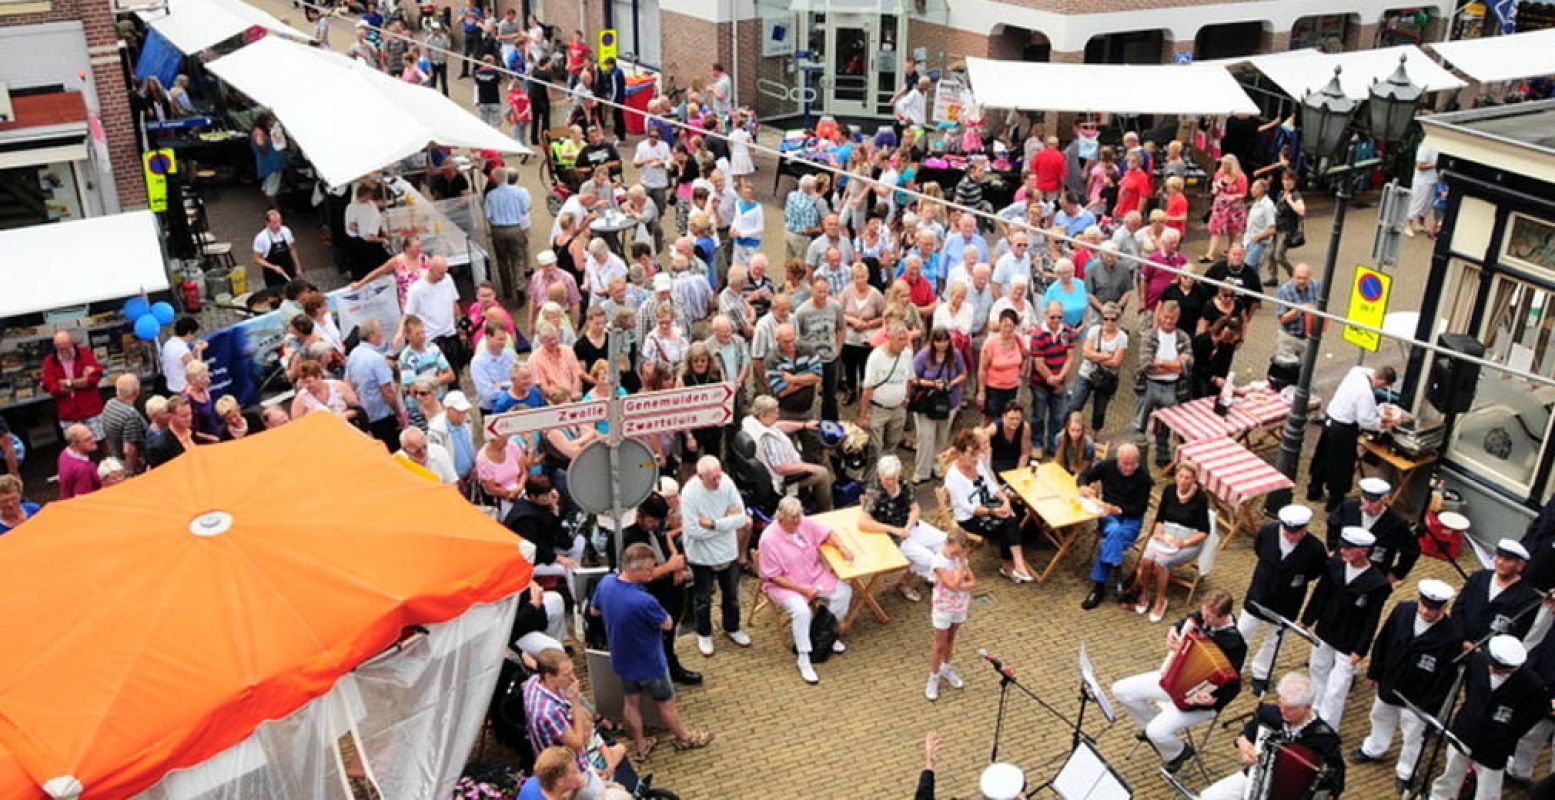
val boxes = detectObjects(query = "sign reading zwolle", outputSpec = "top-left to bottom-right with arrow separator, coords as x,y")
1342,265 -> 1392,353
485,398 -> 607,437
483,381 -> 735,438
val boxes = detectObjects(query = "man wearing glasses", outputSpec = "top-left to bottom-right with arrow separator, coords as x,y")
395,427 -> 456,484
993,232 -> 1033,297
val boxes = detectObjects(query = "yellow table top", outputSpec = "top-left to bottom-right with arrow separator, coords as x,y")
1000,463 -> 1103,529
812,507 -> 911,581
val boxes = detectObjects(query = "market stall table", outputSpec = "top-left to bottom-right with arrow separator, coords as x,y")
1000,463 -> 1101,583
1355,437 -> 1438,517
1172,436 -> 1293,549
815,506 -> 910,631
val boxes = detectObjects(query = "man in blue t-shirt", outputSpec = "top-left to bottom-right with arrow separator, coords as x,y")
517,746 -> 587,800
590,544 -> 714,759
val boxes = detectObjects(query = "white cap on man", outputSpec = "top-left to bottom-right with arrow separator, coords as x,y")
1278,504 -> 1314,529
443,391 -> 473,412
1497,538 -> 1531,561
1418,578 -> 1455,608
536,249 -> 558,266
1339,527 -> 1376,548
1359,477 -> 1391,499
1489,635 -> 1528,669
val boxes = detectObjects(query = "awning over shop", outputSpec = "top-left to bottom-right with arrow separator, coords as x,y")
1428,28 -> 1555,84
207,36 -> 532,188
137,0 -> 312,55
1245,45 -> 1466,100
0,211 -> 167,319
964,57 -> 1260,115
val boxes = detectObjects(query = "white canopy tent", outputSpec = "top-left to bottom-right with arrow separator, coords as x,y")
1245,45 -> 1466,100
137,0 -> 312,56
207,37 -> 531,189
964,57 -> 1260,115
1428,28 -> 1555,84
0,211 -> 167,319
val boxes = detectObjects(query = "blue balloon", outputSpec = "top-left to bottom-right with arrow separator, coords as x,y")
123,297 -> 150,321
133,313 -> 161,341
150,301 -> 176,325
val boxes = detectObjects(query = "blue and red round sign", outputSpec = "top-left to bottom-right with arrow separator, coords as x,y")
146,153 -> 173,176
1358,273 -> 1384,302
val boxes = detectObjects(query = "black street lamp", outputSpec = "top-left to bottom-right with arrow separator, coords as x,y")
1267,58 -> 1425,511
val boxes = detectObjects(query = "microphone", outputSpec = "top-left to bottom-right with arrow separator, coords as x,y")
978,648 -> 1016,679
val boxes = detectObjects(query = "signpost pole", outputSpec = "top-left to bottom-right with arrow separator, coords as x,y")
607,328 -> 627,569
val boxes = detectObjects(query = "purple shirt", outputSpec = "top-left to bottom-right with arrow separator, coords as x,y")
912,347 -> 967,408
759,517 -> 839,605
1141,249 -> 1186,310
57,449 -> 100,499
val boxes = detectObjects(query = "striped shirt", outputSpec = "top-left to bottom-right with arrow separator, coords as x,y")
1029,322 -> 1075,380
100,397 -> 147,467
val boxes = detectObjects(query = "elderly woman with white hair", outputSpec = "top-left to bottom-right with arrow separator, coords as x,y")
759,495 -> 855,685
582,237 -> 627,303
1198,672 -> 1345,800
859,454 -> 948,602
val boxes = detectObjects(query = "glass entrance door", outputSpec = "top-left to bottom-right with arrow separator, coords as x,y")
824,15 -> 874,117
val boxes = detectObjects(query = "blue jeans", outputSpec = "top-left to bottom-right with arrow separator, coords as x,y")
1067,373 -> 1114,431
1030,382 -> 1065,450
1133,379 -> 1179,466
1091,515 -> 1144,582
1245,240 -> 1269,275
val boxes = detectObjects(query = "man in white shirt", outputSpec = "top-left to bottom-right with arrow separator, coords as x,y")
396,426 -> 457,484
742,394 -> 833,511
160,316 -> 205,394
680,455 -> 752,657
1242,179 -> 1278,283
1307,365 -> 1398,511
343,183 -> 387,280
633,127 -> 673,215
858,323 -> 912,458
992,232 -> 1032,296
251,209 -> 303,289
401,256 -> 464,371
1406,145 -> 1438,237
893,76 -> 929,131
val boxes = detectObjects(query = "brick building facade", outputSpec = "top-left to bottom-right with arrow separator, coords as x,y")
0,0 -> 145,217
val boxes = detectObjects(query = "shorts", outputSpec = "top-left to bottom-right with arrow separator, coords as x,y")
932,607 -> 968,630
621,670 -> 675,702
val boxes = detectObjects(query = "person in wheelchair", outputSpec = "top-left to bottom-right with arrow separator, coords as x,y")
549,125 -> 586,188
740,394 -> 834,513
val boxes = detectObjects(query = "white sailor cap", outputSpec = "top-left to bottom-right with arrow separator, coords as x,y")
1359,477 -> 1391,499
1496,538 -> 1531,561
1339,526 -> 1376,548
1437,511 -> 1470,532
1278,504 -> 1314,529
1489,635 -> 1528,669
979,763 -> 1026,800
1418,578 -> 1455,608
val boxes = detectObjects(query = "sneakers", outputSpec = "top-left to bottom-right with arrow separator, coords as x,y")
726,630 -> 752,647
831,640 -> 847,654
940,663 -> 964,689
797,654 -> 819,684
925,673 -> 940,701
697,636 -> 714,657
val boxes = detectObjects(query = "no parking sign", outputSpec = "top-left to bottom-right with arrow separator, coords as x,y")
143,149 -> 177,213
597,29 -> 617,67
1342,265 -> 1392,352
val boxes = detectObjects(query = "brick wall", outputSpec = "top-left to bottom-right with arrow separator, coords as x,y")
1,0 -> 146,212
659,9 -> 725,97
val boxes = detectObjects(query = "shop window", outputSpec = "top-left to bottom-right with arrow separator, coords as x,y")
1446,273 -> 1555,495
1413,261 -> 1480,426
1290,14 -> 1351,52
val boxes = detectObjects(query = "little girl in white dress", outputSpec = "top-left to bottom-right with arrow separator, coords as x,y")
728,111 -> 756,178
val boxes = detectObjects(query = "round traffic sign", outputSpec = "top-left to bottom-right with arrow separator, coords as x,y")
568,438 -> 657,515
1358,273 -> 1384,302
601,31 -> 616,46
147,153 -> 173,176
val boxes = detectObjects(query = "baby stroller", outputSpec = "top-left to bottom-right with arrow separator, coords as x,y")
824,421 -> 872,507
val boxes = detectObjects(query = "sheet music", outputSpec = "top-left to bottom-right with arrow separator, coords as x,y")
1052,740 -> 1131,800
1079,643 -> 1116,724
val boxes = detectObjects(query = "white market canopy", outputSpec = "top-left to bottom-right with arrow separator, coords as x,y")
1245,45 -> 1466,100
0,211 -> 167,319
964,57 -> 1260,115
137,0 -> 312,55
1428,28 -> 1555,84
207,37 -> 531,188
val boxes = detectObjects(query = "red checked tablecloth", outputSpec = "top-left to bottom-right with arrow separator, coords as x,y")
1149,393 -> 1302,442
1175,436 -> 1294,508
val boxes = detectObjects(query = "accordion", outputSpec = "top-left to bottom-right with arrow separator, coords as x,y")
1249,735 -> 1332,800
1158,628 -> 1238,711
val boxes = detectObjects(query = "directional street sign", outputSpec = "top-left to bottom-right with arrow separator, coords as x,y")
620,382 -> 736,436
485,398 -> 607,437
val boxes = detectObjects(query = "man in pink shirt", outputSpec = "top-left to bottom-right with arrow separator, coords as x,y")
1138,228 -> 1186,315
527,322 -> 584,401
760,496 -> 856,685
56,423 -> 100,499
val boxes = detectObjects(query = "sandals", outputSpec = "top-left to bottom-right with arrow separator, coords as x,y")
673,730 -> 715,752
632,739 -> 658,762
898,583 -> 922,603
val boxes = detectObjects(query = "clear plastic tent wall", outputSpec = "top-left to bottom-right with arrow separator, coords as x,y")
135,596 -> 519,800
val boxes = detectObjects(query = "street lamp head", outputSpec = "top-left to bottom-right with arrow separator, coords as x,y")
1369,53 -> 1425,145
1300,65 -> 1358,161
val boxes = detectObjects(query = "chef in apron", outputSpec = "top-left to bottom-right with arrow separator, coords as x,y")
252,209 -> 303,289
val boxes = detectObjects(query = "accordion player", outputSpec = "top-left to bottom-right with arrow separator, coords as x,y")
1200,672 -> 1345,800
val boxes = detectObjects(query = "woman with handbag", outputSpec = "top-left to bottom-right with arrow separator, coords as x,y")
1269,170 -> 1306,285
910,328 -> 967,484
1066,302 -> 1129,431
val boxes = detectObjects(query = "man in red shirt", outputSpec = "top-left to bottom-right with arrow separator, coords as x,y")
1114,151 -> 1152,219
901,255 -> 937,321
564,30 -> 591,83
41,330 -> 105,441
1031,136 -> 1067,202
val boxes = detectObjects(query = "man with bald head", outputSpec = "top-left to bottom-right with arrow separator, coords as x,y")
42,329 -> 105,441
396,426 -> 457,484
1077,442 -> 1155,610
57,423 -> 100,499
750,293 -> 794,383
100,373 -> 148,474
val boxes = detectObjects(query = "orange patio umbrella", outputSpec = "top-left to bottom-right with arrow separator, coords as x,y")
0,413 -> 531,799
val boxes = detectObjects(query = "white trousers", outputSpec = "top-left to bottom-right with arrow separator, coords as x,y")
1112,670 -> 1213,762
1430,747 -> 1503,800
900,521 -> 949,579
531,537 -> 587,578
1235,609 -> 1282,682
512,591 -> 569,658
1526,603 -> 1555,649
779,582 -> 853,655
1307,640 -> 1358,730
1510,717 -> 1555,780
1360,696 -> 1428,780
1198,771 -> 1247,800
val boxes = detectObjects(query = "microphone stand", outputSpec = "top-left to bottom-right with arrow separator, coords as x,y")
983,655 -> 1079,765
1223,599 -> 1316,730
1404,585 -> 1550,799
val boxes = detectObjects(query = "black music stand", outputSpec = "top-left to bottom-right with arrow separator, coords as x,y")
1223,600 -> 1315,731
1399,694 -> 1469,800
